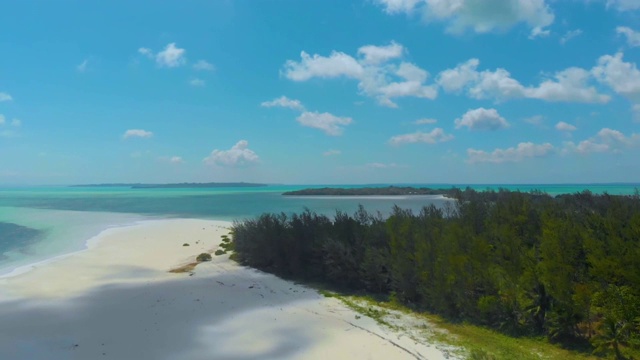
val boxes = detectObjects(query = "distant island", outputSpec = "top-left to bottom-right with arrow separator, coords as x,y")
282,186 -> 455,196
71,182 -> 269,189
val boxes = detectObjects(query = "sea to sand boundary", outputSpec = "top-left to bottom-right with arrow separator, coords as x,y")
0,218 -> 456,360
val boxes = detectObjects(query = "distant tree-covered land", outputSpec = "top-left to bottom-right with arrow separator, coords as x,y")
71,182 -> 268,189
232,188 -> 640,359
282,186 -> 454,196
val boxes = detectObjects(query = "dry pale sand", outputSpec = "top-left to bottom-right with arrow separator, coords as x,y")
0,219 -> 456,360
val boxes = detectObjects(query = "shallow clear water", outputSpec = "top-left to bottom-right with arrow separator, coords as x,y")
0,183 -> 637,276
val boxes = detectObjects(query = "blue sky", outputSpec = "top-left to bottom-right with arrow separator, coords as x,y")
1,0 -> 639,185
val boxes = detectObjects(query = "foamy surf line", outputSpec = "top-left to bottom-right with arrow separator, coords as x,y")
0,218 -> 159,279
0,217 -> 456,360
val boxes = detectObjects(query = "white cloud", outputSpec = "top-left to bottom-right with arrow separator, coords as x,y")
357,42 -> 404,64
203,140 -> 259,167
469,68 -> 527,100
560,29 -> 583,44
414,118 -> 438,125
193,60 -> 215,71
77,59 -> 88,73
389,128 -> 454,145
564,127 -> 640,154
296,111 -> 352,136
0,130 -> 17,138
617,26 -> 640,47
374,0 -> 421,14
592,53 -> 640,100
529,27 -> 550,39
123,129 -> 153,139
377,0 -> 555,37
323,149 -> 341,156
0,116 -> 19,128
468,142 -> 554,163
156,43 -> 186,68
607,0 -> 640,11
283,43 -> 438,107
524,115 -> 545,126
455,108 -> 510,131
366,162 -> 404,169
138,47 -> 153,58
261,96 -> 305,111
189,78 -> 205,87
436,58 -> 480,93
438,58 -> 609,103
592,52 -> 640,112
525,67 -> 610,103
283,51 -> 364,81
159,156 -> 184,164
555,121 -> 577,131
0,92 -> 12,102
568,140 -> 610,154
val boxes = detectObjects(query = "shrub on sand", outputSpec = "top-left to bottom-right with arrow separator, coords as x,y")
196,253 -> 212,262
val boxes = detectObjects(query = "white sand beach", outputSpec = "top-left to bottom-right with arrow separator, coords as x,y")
0,219 -> 455,360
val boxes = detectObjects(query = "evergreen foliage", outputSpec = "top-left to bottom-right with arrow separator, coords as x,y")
231,189 -> 640,357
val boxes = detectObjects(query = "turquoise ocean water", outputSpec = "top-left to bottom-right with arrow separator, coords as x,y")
0,183 -> 637,276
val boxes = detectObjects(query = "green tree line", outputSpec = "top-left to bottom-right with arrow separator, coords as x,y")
231,189 -> 640,358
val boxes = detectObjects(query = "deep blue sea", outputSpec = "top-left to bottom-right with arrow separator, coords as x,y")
0,183 -> 637,276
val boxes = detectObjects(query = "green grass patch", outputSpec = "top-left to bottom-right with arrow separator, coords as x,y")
337,294 -> 615,360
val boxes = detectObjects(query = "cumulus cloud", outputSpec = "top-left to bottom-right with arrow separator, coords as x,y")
617,26 -> 640,47
283,51 -> 364,81
366,162 -> 405,169
455,108 -> 510,131
323,149 -> 341,156
438,59 -> 609,103
524,115 -> 545,127
357,42 -> 404,64
189,78 -> 205,87
560,29 -> 583,44
376,0 -> 555,37
0,92 -> 12,102
436,58 -> 480,93
467,142 -> 554,163
564,128 -> 640,154
296,111 -> 352,136
414,118 -> 438,125
555,121 -> 577,132
193,60 -> 215,71
138,47 -> 153,58
11,119 -> 21,127
593,52 -> 640,101
527,67 -> 610,103
283,42 -> 437,107
261,96 -> 305,111
607,0 -> 640,11
374,0 -> 421,13
389,128 -> 454,145
138,43 -> 187,68
77,59 -> 88,73
156,43 -> 186,68
592,52 -> 640,114
203,140 -> 259,167
123,129 -> 153,139
159,156 -> 184,164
